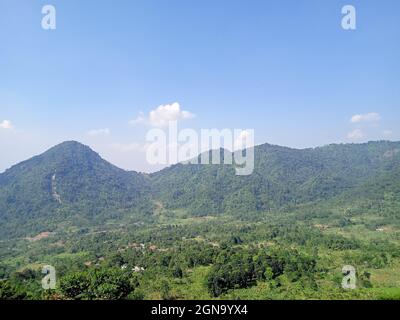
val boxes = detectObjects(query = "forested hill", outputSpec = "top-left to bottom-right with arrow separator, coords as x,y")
1,140 -> 400,239
151,141 -> 400,215
0,141 -> 152,238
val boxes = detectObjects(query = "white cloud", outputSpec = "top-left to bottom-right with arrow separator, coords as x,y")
347,129 -> 364,140
350,112 -> 381,123
0,120 -> 13,130
129,112 -> 146,126
130,102 -> 195,128
382,130 -> 393,138
87,128 -> 110,136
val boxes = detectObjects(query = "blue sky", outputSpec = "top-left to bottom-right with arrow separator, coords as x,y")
1,0 -> 399,172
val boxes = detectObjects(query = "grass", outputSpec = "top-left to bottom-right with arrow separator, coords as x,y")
174,266 -> 212,300
370,287 -> 400,300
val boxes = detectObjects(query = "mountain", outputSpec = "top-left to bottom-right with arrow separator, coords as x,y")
1,140 -> 400,239
151,141 -> 400,215
0,141 -> 152,238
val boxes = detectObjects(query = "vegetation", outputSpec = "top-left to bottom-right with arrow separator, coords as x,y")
0,140 -> 400,300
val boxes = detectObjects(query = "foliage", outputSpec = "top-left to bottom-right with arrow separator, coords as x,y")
1,140 -> 400,300
58,268 -> 137,300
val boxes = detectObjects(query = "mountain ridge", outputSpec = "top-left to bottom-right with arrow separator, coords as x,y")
3,139 -> 400,175
1,139 -> 400,239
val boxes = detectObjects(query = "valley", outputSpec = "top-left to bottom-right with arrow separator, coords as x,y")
0,140 -> 400,300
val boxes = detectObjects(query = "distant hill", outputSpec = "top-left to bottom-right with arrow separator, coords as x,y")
151,141 -> 400,215
1,140 -> 400,239
0,141 -> 152,238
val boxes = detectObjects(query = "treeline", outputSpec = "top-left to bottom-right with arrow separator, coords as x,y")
206,246 -> 317,297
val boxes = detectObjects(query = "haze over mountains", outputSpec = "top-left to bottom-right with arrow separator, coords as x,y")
0,140 -> 399,239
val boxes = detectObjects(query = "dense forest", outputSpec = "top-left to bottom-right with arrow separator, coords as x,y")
1,140 -> 400,300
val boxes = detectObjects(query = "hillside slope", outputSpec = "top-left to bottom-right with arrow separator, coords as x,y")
151,141 -> 400,215
1,140 -> 400,239
0,141 -> 152,238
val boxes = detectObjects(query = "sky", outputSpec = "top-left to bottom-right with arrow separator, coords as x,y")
1,0 -> 400,173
